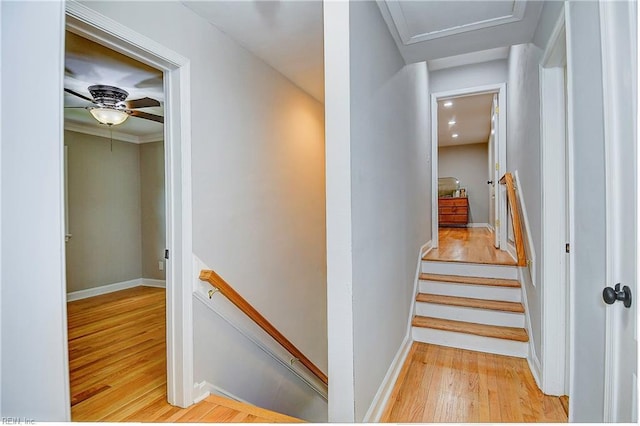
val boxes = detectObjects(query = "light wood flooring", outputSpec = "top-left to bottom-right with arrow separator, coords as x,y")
424,227 -> 516,265
381,343 -> 567,423
67,286 -> 299,422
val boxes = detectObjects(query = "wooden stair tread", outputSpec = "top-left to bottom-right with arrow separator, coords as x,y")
420,273 -> 520,288
422,255 -> 517,266
416,293 -> 525,313
412,316 -> 529,342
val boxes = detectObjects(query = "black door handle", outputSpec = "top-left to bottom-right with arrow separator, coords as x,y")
487,180 -> 494,185
603,283 -> 632,308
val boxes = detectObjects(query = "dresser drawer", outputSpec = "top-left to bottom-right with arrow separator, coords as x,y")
439,205 -> 468,215
438,197 -> 468,207
438,197 -> 469,225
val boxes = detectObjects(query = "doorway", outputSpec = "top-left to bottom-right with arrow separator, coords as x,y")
430,83 -> 507,251
63,28 -> 169,419
64,1 -> 194,410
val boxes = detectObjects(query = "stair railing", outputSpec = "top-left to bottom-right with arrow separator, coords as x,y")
499,172 -> 527,267
199,269 -> 328,385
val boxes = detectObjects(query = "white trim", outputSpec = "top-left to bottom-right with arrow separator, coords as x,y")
507,241 -> 517,263
539,4 -> 569,397
65,0 -> 194,408
66,278 -> 143,301
142,278 -> 166,288
64,121 -> 162,144
421,240 -> 433,258
412,326 -> 528,358
564,2 -> 577,418
518,268 -> 542,390
362,335 -> 412,422
385,0 -> 526,45
431,83 -> 507,252
513,170 -> 537,287
192,381 -> 250,405
467,222 -> 490,228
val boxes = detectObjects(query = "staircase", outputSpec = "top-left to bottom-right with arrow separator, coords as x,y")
412,259 -> 529,358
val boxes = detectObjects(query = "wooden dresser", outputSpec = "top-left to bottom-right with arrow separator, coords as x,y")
438,197 -> 469,226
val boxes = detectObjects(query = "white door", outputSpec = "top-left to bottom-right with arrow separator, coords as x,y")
600,0 -> 637,422
569,0 -> 637,422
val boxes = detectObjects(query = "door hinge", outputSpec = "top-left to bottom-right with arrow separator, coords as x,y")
495,106 -> 500,114
164,249 -> 169,260
496,219 -> 500,227
565,243 -> 570,253
495,163 -> 499,171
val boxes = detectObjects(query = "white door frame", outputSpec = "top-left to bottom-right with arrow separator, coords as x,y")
65,2 -> 194,408
539,4 -> 571,397
599,0 -> 637,421
430,83 -> 507,248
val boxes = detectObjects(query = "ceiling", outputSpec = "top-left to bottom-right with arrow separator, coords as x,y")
438,93 -> 494,147
183,0 -> 324,103
64,31 -> 164,142
377,0 -> 543,64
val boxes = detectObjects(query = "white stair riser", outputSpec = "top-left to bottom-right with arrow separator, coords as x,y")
421,261 -> 518,279
415,302 -> 525,328
412,327 -> 528,358
419,280 -> 522,302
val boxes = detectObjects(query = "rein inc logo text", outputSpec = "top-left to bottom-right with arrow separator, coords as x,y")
2,418 -> 35,425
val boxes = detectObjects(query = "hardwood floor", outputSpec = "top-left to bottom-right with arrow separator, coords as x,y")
381,343 -> 567,423
67,286 -> 300,422
424,227 -> 516,265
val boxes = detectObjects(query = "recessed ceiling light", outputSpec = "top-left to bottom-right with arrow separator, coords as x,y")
452,133 -> 459,138
443,101 -> 453,107
448,119 -> 456,125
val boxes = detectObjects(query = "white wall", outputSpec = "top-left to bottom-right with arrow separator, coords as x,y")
506,43 -> 544,359
81,1 -> 327,420
1,1 -> 70,420
324,1 -> 431,421
430,59 -> 508,94
438,143 -> 490,224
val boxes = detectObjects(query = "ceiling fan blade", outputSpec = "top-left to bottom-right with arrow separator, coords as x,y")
64,88 -> 95,103
128,110 -> 164,124
123,97 -> 160,109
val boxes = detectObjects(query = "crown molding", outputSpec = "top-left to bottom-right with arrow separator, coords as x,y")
64,121 -> 163,144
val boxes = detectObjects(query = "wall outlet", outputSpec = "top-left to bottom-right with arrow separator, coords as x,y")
158,260 -> 164,271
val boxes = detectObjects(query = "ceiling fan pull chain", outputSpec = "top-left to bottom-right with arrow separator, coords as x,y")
109,124 -> 113,152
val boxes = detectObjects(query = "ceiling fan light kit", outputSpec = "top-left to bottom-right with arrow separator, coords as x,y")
89,107 -> 129,126
64,84 -> 164,126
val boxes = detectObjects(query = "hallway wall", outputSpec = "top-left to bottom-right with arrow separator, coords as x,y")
1,0 -> 70,419
324,1 -> 431,421
506,43 -> 544,360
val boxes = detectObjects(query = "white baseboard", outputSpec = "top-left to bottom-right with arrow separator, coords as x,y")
142,278 -> 166,288
421,240 -> 433,257
67,278 -> 142,301
467,222 -> 490,228
518,268 -> 542,390
362,335 -> 412,422
192,380 -> 248,405
67,277 -> 166,301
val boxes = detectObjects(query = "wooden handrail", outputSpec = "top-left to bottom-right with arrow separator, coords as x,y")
199,269 -> 328,385
499,173 -> 527,267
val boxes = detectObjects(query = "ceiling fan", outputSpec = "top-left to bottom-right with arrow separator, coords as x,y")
64,84 -> 164,126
